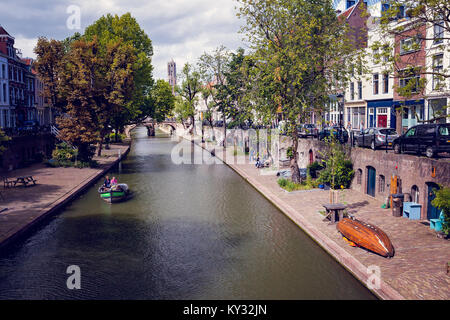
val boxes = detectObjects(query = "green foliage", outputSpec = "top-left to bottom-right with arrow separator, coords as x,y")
52,143 -> 77,162
431,186 -> 450,235
150,79 -> 175,122
317,137 -> 354,189
278,177 -> 317,192
237,0 -> 363,182
109,132 -> 126,142
307,161 -> 323,179
0,129 -> 10,155
286,147 -> 294,159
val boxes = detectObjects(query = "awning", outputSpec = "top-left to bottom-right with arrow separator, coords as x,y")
393,99 -> 424,106
367,99 -> 394,108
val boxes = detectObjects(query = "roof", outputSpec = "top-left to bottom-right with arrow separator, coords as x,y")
0,26 -> 10,36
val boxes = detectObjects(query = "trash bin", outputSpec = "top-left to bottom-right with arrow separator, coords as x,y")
391,193 -> 404,217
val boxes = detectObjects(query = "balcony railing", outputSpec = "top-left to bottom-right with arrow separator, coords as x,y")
2,125 -> 52,137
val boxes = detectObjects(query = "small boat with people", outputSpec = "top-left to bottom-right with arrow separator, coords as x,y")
98,175 -> 131,203
337,217 -> 395,258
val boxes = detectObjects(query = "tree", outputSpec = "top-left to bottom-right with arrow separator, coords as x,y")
237,0 -> 361,183
372,0 -> 450,125
174,95 -> 194,129
83,13 -> 155,126
53,37 -> 136,159
34,13 -> 153,159
151,79 -> 175,122
200,85 -> 216,142
177,63 -> 202,135
0,129 -> 10,155
34,38 -> 67,112
198,46 -> 231,146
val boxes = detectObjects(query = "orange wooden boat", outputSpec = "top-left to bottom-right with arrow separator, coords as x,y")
337,218 -> 395,258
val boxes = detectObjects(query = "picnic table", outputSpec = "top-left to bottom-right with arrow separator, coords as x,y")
322,203 -> 347,223
13,176 -> 37,187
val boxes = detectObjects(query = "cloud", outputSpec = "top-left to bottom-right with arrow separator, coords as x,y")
1,0 -> 246,80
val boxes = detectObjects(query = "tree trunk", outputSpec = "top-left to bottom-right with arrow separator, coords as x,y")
189,116 -> 195,136
222,111 -> 227,148
97,135 -> 104,157
210,122 -> 215,141
290,131 -> 302,184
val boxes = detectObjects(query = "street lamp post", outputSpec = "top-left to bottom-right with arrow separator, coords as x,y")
336,93 -> 345,143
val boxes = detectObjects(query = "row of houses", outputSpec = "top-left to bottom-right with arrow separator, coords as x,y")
0,25 -> 54,132
327,0 -> 449,133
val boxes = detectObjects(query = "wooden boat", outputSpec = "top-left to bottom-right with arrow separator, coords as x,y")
98,183 -> 130,203
337,218 -> 395,258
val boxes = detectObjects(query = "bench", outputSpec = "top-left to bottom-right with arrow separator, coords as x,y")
3,177 -> 15,188
14,176 -> 38,187
430,211 -> 445,233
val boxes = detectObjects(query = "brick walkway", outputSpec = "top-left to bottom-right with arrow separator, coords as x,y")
185,135 -> 450,300
0,144 -> 129,250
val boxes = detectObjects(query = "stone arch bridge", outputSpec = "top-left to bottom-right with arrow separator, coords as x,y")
124,119 -> 178,138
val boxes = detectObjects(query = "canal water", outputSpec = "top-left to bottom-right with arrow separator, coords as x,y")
0,127 -> 376,299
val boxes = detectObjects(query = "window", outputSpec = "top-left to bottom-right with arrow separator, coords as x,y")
350,82 -> 354,100
411,185 -> 419,203
383,73 -> 389,93
358,81 -> 362,100
405,127 -> 416,137
373,73 -> 379,95
2,84 -> 5,102
357,169 -> 362,184
400,37 -> 421,55
439,126 -> 449,136
433,21 -> 444,44
399,70 -> 420,93
433,54 -> 444,90
1,64 -> 4,79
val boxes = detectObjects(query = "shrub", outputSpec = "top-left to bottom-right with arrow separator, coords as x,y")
431,186 -> 450,235
110,132 -> 126,142
307,161 -> 323,178
317,136 -> 354,189
52,142 -> 77,162
278,178 -> 317,192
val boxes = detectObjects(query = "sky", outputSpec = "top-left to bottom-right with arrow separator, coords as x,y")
1,0 -> 246,81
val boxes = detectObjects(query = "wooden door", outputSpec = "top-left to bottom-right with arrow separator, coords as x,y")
367,166 -> 376,197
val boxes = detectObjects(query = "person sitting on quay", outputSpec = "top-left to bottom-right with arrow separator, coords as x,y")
255,157 -> 261,168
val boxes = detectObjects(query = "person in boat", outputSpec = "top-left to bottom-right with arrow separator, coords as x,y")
103,176 -> 111,189
111,177 -> 118,185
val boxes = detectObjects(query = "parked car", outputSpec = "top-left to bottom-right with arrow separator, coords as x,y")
213,120 -> 224,127
18,120 -> 39,132
318,126 -> 349,144
393,123 -> 450,158
354,127 -> 399,150
298,124 -> 318,138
